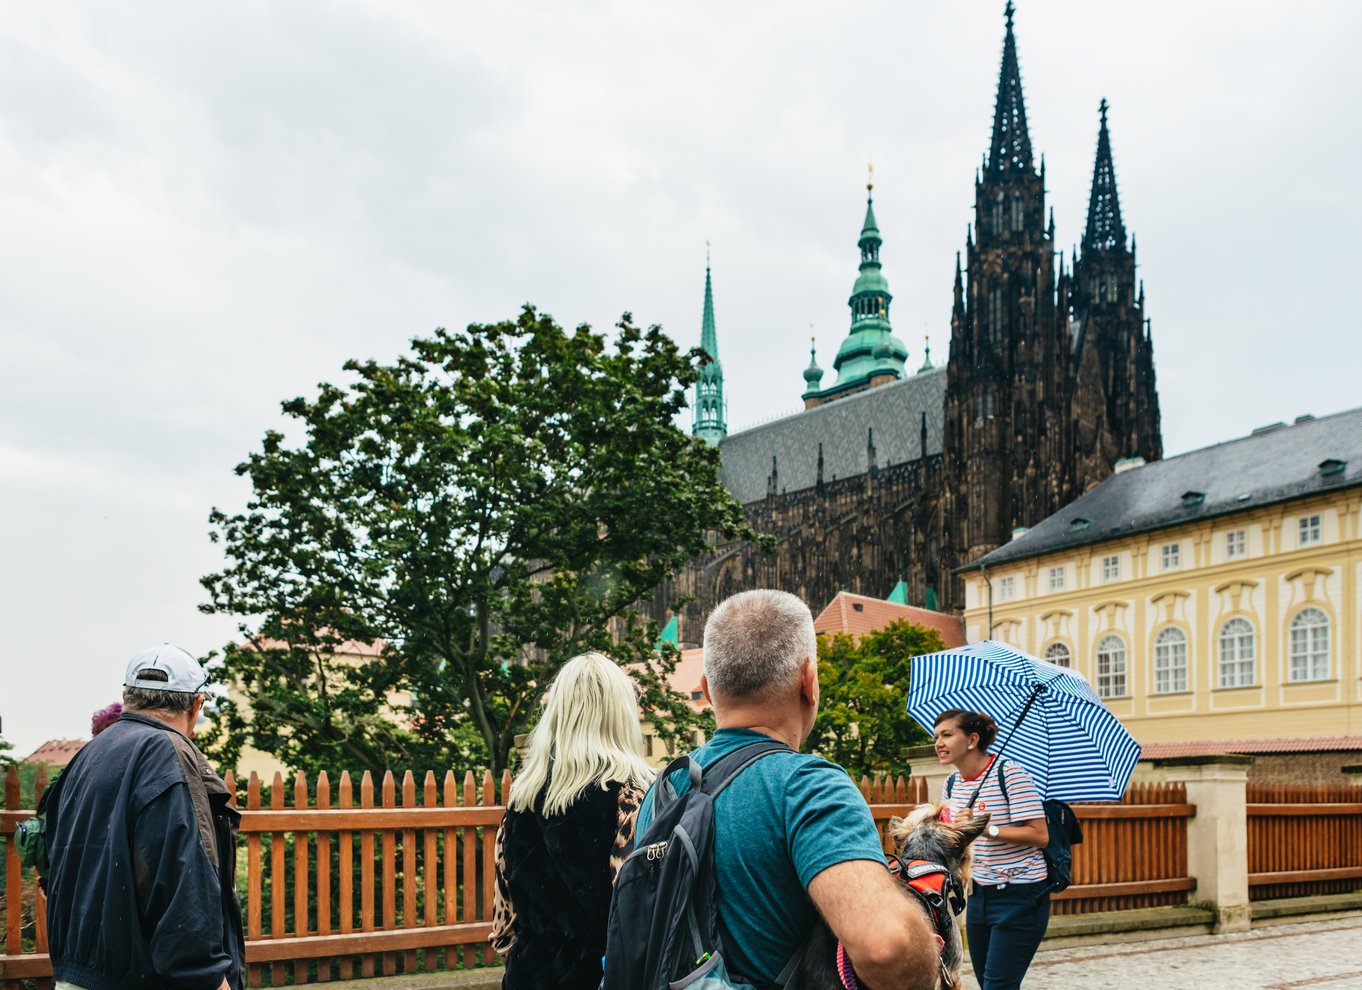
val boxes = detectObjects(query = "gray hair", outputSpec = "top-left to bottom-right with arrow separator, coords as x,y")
123,676 -> 200,714
703,589 -> 817,700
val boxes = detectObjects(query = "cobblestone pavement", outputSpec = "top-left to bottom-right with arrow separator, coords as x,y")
962,917 -> 1362,990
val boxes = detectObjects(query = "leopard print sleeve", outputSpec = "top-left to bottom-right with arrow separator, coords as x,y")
609,779 -> 648,885
489,818 -> 516,955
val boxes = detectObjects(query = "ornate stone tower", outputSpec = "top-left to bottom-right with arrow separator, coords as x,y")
804,173 -> 911,408
944,1 -> 1071,563
691,256 -> 727,445
1068,100 -> 1162,490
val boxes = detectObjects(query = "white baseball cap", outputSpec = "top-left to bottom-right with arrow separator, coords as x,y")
124,644 -> 210,694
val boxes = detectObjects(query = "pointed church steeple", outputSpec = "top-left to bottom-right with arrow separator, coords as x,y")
691,250 -> 727,445
987,1 -> 1033,180
1082,99 -> 1127,253
805,169 -> 910,407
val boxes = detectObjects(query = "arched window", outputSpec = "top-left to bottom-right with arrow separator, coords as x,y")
1096,635 -> 1126,699
1289,608 -> 1330,682
1044,642 -> 1071,668
1218,618 -> 1255,688
1153,627 -> 1188,694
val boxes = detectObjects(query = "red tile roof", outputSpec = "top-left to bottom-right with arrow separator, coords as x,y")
813,592 -> 965,648
668,647 -> 709,711
1140,736 -> 1362,759
25,738 -> 86,767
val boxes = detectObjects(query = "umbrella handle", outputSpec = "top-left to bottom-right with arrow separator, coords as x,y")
965,684 -> 1044,809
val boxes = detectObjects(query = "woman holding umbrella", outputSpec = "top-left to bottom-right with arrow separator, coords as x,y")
935,708 -> 1050,990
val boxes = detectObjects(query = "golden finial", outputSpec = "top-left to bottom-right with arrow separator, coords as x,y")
867,163 -> 875,193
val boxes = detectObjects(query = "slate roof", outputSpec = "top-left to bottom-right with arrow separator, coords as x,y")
814,592 -> 965,648
720,367 -> 946,504
966,406 -> 1362,571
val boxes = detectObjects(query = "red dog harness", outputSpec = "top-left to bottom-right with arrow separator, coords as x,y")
835,858 -> 957,990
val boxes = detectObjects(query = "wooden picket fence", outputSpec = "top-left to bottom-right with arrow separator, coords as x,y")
4,768 -> 1351,989
1056,782 -> 1194,915
1247,782 -> 1362,901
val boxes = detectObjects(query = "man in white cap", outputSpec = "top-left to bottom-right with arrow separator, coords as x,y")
43,645 -> 244,990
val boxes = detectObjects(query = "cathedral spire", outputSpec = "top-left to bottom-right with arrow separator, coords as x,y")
691,252 -> 726,445
1082,99 -> 1127,253
987,0 -> 1033,179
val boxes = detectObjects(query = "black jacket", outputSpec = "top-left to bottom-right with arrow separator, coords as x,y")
45,713 -> 245,990
498,781 -> 632,990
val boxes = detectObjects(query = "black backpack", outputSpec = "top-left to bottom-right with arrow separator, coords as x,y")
601,738 -> 799,990
946,758 -> 1084,894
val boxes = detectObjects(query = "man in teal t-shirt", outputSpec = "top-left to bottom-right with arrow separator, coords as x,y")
633,590 -> 938,990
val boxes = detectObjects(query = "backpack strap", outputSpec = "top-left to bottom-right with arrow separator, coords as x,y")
702,739 -> 793,799
650,754 -> 704,820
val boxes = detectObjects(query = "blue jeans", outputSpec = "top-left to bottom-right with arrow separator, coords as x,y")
966,881 -> 1050,990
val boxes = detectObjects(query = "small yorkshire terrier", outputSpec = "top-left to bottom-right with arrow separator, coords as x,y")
785,803 -> 990,990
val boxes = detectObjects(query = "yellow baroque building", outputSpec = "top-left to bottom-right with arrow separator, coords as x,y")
959,409 -> 1362,757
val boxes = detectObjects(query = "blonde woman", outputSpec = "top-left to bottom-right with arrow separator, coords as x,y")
490,652 -> 655,990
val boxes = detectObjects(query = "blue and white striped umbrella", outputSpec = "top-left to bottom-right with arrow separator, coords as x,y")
905,641 -> 1142,802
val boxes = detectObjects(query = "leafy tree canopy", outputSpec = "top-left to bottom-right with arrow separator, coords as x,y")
201,306 -> 755,776
808,620 -> 942,778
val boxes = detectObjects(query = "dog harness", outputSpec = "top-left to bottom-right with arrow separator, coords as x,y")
834,857 -> 958,990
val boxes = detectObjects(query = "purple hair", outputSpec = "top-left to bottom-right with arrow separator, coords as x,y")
91,702 -> 123,737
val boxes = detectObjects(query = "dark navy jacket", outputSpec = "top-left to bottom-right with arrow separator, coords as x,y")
45,713 -> 245,990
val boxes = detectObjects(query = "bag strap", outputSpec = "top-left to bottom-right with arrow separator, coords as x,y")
703,739 -> 793,798
651,754 -> 704,820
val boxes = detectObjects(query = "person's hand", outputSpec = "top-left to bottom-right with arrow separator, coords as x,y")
953,805 -> 974,824
218,979 -> 231,990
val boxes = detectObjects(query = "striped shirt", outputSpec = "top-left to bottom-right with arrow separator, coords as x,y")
945,757 -> 1047,885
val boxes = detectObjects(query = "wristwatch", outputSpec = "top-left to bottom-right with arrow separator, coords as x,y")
987,824 -> 1000,839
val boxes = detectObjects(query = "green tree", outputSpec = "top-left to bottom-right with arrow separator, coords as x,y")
809,620 -> 943,778
201,306 -> 756,777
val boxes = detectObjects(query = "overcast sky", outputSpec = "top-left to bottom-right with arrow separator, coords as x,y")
3,1 -> 1359,757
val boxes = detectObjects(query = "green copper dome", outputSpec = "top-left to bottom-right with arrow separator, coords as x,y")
825,180 -> 910,393
802,338 -> 824,399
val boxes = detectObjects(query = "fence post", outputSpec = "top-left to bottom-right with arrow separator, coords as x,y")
1155,755 -> 1253,933
1343,764 -> 1362,786
905,744 -> 951,802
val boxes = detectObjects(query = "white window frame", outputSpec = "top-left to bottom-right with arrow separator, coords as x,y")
1218,617 -> 1256,688
1161,543 -> 1181,571
1101,555 -> 1121,582
997,576 -> 1015,602
1044,642 -> 1071,668
1048,566 -> 1065,592
1226,529 -> 1246,559
1096,635 -> 1127,698
1299,515 -> 1321,547
1289,608 -> 1330,682
1153,627 -> 1189,694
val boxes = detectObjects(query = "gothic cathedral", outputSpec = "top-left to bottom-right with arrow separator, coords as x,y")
655,4 -> 1162,643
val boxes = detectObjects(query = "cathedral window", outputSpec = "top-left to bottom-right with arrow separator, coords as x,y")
1226,529 -> 1246,559
1048,566 -> 1065,592
1096,635 -> 1127,698
1218,618 -> 1256,688
1298,514 -> 1321,546
980,387 -> 996,420
1161,543 -> 1180,571
1044,642 -> 1071,668
1153,627 -> 1189,694
992,198 -> 1005,235
1101,554 -> 1120,582
987,289 -> 1004,339
997,576 -> 1015,601
1011,195 -> 1024,231
1289,607 -> 1330,682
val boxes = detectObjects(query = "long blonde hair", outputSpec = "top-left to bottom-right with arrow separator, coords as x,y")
509,651 -> 655,816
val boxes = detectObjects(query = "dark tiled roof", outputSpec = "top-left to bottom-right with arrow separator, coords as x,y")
719,367 -> 946,504
967,406 -> 1362,570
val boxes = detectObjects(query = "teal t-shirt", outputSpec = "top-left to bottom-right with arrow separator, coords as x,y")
633,728 -> 886,983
